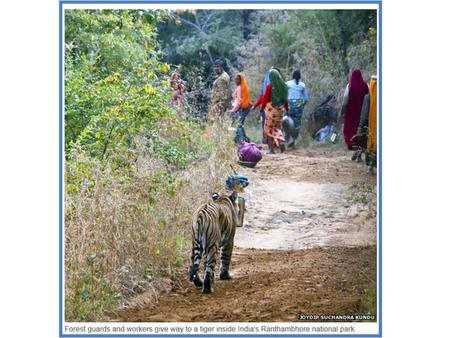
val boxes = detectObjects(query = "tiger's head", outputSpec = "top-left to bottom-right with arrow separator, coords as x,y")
211,191 -> 237,202
211,191 -> 240,227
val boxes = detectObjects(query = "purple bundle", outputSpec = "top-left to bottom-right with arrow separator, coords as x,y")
238,142 -> 262,163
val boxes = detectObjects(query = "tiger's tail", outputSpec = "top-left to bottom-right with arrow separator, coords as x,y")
189,213 -> 204,288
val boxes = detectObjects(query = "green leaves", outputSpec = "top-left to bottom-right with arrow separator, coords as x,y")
144,84 -> 156,95
65,9 -> 198,168
64,10 -> 237,323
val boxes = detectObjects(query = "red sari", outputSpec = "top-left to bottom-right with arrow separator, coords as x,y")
343,69 -> 369,150
260,84 -> 288,147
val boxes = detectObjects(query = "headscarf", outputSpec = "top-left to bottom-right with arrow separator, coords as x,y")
260,70 -> 271,95
237,72 -> 250,109
268,69 -> 288,107
170,71 -> 181,88
343,69 -> 369,150
348,69 -> 368,102
214,59 -> 224,67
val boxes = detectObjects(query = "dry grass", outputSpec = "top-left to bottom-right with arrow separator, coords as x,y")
64,121 -> 235,321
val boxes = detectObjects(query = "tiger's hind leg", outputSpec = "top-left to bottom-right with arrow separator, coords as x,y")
202,243 -> 218,294
189,239 -> 203,288
202,269 -> 214,294
219,236 -> 235,280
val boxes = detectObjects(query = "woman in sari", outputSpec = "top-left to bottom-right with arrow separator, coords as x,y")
366,76 -> 377,154
356,75 -> 377,172
170,71 -> 185,106
341,69 -> 369,157
252,69 -> 271,143
260,69 -> 289,154
357,75 -> 377,159
230,73 -> 251,128
229,72 -> 252,143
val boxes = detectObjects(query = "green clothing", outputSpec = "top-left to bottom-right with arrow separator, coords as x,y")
268,69 -> 288,107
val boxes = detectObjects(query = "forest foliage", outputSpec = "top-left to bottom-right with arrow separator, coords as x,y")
64,9 -> 234,321
159,9 -> 376,116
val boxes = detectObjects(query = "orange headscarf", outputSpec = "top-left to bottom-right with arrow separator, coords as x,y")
238,72 -> 250,109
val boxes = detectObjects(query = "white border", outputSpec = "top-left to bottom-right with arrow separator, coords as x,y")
63,322 -> 379,335
63,3 -> 378,10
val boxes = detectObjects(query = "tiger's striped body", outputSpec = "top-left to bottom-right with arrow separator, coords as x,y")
189,192 -> 239,294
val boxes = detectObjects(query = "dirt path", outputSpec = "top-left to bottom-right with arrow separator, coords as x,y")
116,145 -> 377,322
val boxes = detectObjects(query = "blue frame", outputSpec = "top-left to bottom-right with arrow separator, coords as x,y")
59,1 -> 382,337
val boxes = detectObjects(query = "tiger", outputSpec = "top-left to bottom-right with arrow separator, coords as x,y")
188,191 -> 239,294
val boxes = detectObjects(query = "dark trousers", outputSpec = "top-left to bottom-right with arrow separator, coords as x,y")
232,107 -> 251,143
287,99 -> 305,141
232,107 -> 251,127
260,110 -> 267,144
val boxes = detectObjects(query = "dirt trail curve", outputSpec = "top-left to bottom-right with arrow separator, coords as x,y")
116,146 -> 377,322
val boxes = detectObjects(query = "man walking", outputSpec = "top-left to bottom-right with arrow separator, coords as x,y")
207,59 -> 232,124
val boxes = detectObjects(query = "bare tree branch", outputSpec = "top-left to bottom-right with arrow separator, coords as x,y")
201,10 -> 215,30
172,13 -> 208,40
172,12 -> 215,63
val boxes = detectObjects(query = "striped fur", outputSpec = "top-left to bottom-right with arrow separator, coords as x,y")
189,192 -> 239,294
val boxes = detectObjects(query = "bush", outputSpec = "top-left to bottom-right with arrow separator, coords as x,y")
65,121 -> 235,321
64,9 -> 237,321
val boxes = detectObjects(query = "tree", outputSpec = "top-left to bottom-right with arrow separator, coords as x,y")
262,9 -> 377,100
65,9 -> 200,168
242,10 -> 253,40
157,10 -> 243,70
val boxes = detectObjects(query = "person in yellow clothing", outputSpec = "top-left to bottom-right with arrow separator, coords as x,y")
357,75 -> 377,172
207,59 -> 232,124
367,76 -> 377,152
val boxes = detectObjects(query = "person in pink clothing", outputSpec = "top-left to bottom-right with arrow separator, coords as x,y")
228,73 -> 251,142
170,71 -> 185,106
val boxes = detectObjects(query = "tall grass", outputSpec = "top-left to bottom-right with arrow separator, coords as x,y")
64,120 -> 235,321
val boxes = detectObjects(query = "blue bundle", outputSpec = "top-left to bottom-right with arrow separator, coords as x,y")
226,175 -> 249,191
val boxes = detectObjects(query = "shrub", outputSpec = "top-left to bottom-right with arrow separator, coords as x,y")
65,121 -> 235,321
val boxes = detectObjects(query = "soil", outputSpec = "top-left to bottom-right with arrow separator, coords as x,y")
116,145 -> 377,322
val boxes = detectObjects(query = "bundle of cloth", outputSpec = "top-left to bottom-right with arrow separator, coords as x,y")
238,142 -> 262,163
314,124 -> 338,143
226,174 -> 250,192
307,95 -> 338,138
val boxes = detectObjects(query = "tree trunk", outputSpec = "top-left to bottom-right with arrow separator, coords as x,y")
204,44 -> 214,64
243,10 -> 251,40
336,10 -> 350,77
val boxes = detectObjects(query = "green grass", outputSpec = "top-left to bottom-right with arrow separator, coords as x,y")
359,287 -> 377,319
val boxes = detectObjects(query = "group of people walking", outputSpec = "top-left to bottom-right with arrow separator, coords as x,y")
340,69 -> 378,164
207,59 -> 309,155
175,59 -> 376,163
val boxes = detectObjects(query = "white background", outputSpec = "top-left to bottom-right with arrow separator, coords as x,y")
1,0 -> 449,337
